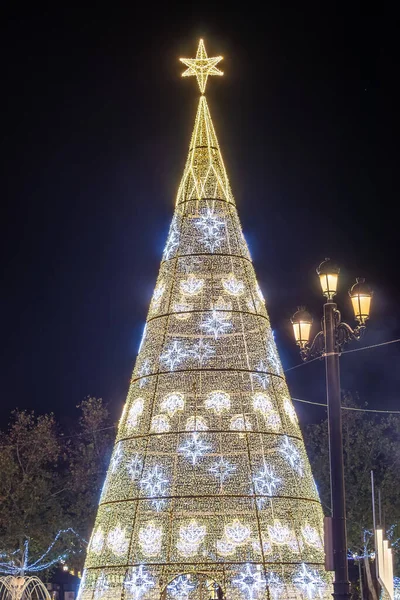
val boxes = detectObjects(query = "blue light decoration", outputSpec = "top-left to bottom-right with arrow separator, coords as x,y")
0,528 -> 87,575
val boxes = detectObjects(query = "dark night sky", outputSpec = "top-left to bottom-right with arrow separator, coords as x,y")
1,4 -> 399,430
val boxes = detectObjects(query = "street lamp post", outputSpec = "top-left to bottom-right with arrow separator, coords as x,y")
291,259 -> 373,600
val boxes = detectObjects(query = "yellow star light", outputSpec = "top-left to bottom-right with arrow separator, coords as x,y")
180,39 -> 223,94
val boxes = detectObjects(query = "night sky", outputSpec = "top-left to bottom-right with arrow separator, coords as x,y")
1,4 -> 399,430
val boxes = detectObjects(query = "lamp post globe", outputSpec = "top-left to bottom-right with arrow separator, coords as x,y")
316,257 -> 340,299
290,306 -> 313,348
349,277 -> 373,325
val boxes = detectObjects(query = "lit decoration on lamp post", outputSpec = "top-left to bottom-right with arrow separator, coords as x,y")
78,38 -> 332,600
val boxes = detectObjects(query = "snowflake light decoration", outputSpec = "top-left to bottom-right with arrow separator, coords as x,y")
279,436 -> 303,476
196,209 -> 225,252
138,522 -> 163,557
94,572 -> 109,600
230,414 -> 252,433
196,208 -> 225,236
209,457 -> 236,484
201,310 -> 232,338
265,573 -> 285,600
177,520 -> 207,556
204,390 -> 231,414
111,443 -> 123,473
178,432 -> 211,465
252,361 -> 269,389
124,565 -> 155,600
127,453 -> 143,481
138,359 -> 151,388
151,281 -> 165,312
283,398 -> 298,425
140,465 -> 169,511
90,527 -> 104,554
301,524 -> 323,549
151,414 -> 171,434
160,340 -> 188,371
252,393 -> 273,415
253,463 -> 281,497
222,273 -> 245,296
232,564 -> 266,600
293,563 -> 326,600
216,538 -> 236,556
224,519 -> 251,545
126,398 -> 144,431
163,220 -> 180,260
160,392 -> 185,416
180,275 -> 204,296
267,521 -> 291,545
202,230 -> 225,252
185,415 -> 208,431
107,524 -> 129,556
167,575 -> 197,599
189,339 -> 215,364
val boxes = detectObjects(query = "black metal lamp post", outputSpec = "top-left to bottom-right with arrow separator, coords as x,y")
291,259 -> 373,600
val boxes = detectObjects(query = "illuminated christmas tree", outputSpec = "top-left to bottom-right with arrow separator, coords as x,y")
79,40 -> 332,600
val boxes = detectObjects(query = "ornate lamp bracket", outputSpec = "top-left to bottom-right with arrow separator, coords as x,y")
299,309 -> 365,361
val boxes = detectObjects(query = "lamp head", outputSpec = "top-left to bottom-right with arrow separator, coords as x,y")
316,258 -> 340,299
349,277 -> 373,324
291,306 -> 313,348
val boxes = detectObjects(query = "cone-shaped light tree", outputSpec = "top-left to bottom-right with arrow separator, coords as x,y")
78,40 -> 332,600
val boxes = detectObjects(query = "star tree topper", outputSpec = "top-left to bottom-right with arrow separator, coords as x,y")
180,39 -> 223,93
